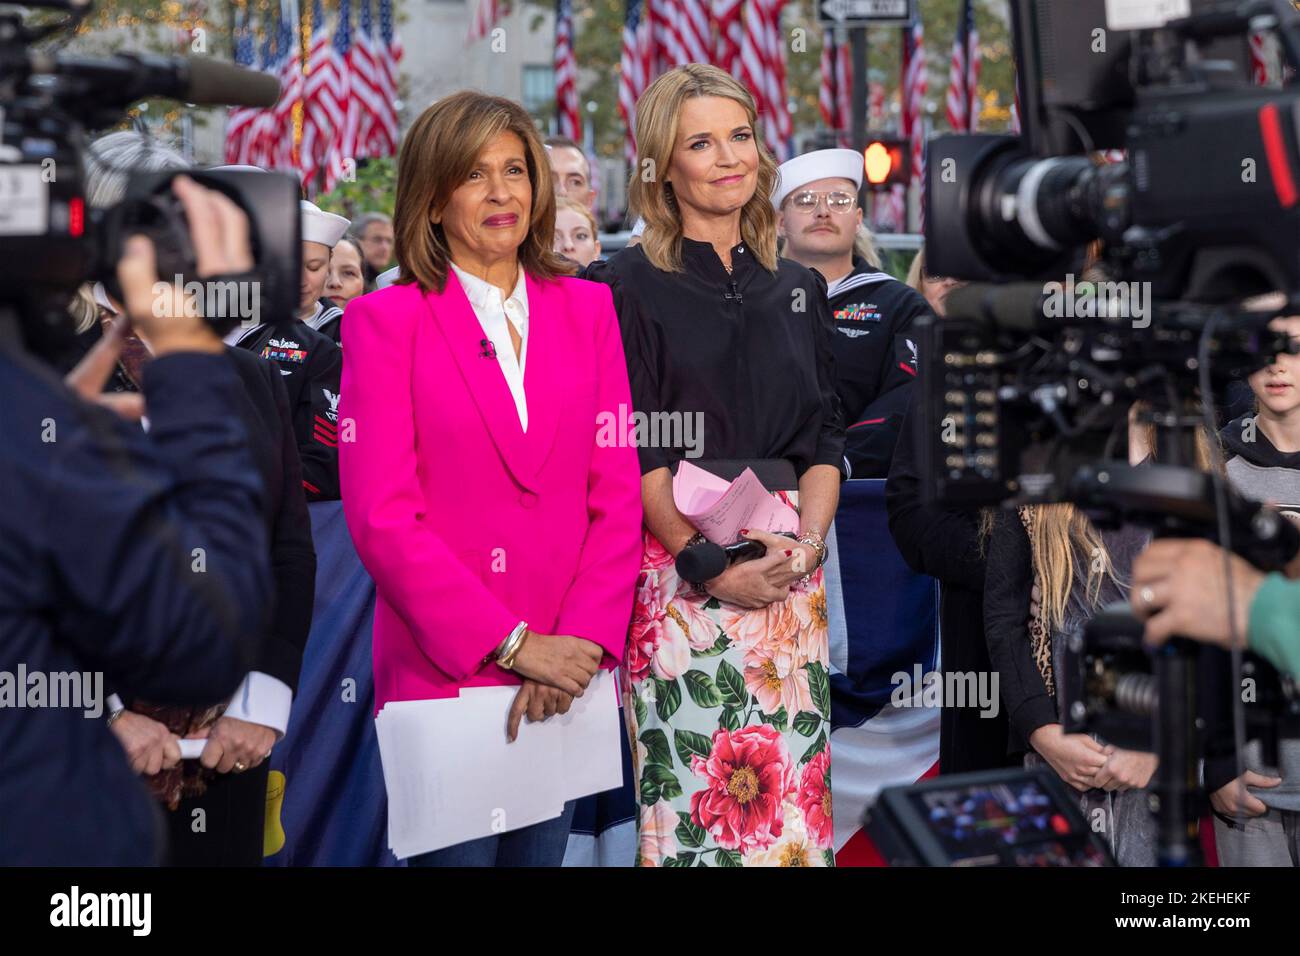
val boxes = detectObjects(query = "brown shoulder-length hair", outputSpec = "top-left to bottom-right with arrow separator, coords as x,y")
393,90 -> 573,292
628,64 -> 780,274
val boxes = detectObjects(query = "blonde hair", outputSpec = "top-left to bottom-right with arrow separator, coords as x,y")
69,285 -> 102,335
393,90 -> 572,293
555,195 -> 599,235
629,64 -> 779,274
1027,418 -> 1218,633
906,247 -> 926,293
1024,504 -> 1122,635
852,226 -> 882,270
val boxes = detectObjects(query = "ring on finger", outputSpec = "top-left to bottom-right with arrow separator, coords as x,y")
233,761 -> 247,773
1139,585 -> 1156,611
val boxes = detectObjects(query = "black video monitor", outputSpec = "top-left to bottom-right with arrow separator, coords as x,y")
865,767 -> 1115,867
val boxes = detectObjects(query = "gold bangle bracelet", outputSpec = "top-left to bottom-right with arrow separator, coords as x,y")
498,628 -> 530,670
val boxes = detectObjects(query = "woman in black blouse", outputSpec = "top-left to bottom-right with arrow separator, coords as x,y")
585,64 -> 844,867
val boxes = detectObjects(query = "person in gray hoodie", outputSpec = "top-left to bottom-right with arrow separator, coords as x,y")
1214,315 -> 1300,866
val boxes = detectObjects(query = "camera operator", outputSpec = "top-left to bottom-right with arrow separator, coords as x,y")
0,176 -> 272,865
63,134 -> 318,866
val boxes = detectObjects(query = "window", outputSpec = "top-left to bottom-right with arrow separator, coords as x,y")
521,64 -> 555,116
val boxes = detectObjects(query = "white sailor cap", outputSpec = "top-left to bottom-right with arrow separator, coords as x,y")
772,148 -> 864,209
301,200 -> 350,248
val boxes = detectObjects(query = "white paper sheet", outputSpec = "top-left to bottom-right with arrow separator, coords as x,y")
672,460 -> 799,544
375,669 -> 621,859
178,738 -> 205,760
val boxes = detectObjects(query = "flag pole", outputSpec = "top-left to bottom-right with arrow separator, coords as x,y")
850,26 -> 867,209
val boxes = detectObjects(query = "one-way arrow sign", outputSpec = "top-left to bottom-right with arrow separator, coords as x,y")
817,0 -> 910,26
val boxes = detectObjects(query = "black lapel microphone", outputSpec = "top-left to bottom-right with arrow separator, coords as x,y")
479,338 -> 497,359
724,281 -> 743,304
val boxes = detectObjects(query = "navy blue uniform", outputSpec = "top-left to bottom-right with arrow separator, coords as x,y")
234,319 -> 342,501
825,259 -> 929,478
0,347 -> 271,865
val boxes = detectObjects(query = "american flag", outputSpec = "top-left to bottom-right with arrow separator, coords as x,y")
836,35 -> 851,147
348,0 -> 385,159
739,0 -> 791,161
818,29 -> 851,146
556,0 -> 581,140
674,0 -> 712,66
225,5 -> 260,165
1250,28 -> 1282,86
247,14 -> 280,168
301,0 -> 342,190
469,0 -> 501,43
653,0 -> 686,70
711,0 -> 743,77
618,0 -> 652,167
818,30 -> 839,133
273,1 -> 303,171
902,10 -> 927,228
946,0 -> 980,133
323,0 -> 355,193
376,0 -> 402,153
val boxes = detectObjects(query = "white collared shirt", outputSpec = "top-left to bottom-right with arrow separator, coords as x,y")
450,262 -> 529,432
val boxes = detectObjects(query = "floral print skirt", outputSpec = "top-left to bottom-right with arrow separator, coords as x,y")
624,495 -> 834,867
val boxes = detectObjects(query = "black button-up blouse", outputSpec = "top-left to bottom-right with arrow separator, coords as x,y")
584,236 -> 846,478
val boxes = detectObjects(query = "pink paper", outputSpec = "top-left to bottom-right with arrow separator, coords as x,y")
672,461 -> 799,545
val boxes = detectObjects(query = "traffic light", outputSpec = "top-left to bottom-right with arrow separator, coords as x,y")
862,137 -> 909,189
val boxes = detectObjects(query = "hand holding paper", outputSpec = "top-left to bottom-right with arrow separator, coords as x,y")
672,461 -> 798,544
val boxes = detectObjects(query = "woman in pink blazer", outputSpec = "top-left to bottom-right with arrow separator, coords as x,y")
339,91 -> 643,866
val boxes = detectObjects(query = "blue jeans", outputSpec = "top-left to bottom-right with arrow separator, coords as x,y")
407,801 -> 577,867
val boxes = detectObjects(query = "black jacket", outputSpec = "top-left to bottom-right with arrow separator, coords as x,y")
982,510 -> 1058,755
58,334 -> 317,695
886,385 -> 1013,772
0,346 -> 270,865
826,259 -> 929,478
234,320 -> 342,501
223,347 -> 316,690
584,242 -> 846,478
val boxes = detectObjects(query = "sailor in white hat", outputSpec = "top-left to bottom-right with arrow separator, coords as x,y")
215,176 -> 347,500
774,147 -> 931,479
299,199 -> 351,335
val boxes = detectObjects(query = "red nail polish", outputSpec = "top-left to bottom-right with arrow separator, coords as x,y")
785,549 -> 793,557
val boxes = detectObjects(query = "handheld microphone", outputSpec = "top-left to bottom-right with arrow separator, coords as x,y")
675,538 -> 772,584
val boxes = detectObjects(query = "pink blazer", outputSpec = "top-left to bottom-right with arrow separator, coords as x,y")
339,269 -> 643,712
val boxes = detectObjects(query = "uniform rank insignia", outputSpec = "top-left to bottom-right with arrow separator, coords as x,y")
834,302 -> 883,322
263,337 -> 307,364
